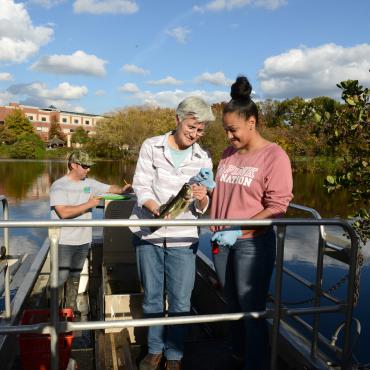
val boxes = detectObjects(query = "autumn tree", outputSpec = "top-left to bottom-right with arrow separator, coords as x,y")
1,109 -> 34,144
48,115 -> 65,141
90,107 -> 175,159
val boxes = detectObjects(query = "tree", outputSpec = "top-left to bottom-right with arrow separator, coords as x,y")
319,80 -> 369,243
3,109 -> 34,143
71,127 -> 89,145
9,133 -> 45,159
258,99 -> 280,127
274,97 -> 309,127
48,115 -> 65,141
90,107 -> 175,159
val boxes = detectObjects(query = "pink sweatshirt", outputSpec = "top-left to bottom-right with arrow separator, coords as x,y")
210,143 -> 293,228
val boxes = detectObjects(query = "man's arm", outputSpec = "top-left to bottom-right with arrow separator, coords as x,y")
54,196 -> 100,219
108,183 -> 132,194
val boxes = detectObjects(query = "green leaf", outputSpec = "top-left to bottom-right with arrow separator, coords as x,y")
313,112 -> 321,122
345,97 -> 356,106
326,175 -> 335,184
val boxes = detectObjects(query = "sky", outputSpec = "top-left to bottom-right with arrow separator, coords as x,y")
0,0 -> 369,115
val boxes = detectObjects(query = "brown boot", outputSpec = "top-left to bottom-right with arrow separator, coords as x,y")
139,353 -> 163,370
165,360 -> 181,370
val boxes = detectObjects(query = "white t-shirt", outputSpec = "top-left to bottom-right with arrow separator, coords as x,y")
50,175 -> 109,245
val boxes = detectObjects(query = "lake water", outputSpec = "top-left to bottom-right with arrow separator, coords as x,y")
0,159 -> 369,365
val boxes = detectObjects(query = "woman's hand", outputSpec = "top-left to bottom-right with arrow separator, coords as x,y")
211,228 -> 242,247
191,184 -> 207,201
143,199 -> 161,216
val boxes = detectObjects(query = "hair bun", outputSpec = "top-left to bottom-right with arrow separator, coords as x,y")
230,75 -> 252,101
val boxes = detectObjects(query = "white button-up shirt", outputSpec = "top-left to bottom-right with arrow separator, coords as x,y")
130,131 -> 212,248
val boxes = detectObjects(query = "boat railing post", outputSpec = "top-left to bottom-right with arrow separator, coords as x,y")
311,229 -> 325,359
48,226 -> 61,370
0,196 -> 11,319
341,221 -> 359,370
270,225 -> 286,370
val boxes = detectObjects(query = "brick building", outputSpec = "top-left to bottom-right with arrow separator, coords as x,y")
0,102 -> 104,145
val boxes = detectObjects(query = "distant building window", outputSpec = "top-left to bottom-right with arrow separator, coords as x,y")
70,129 -> 75,133
41,117 -> 46,122
28,116 -> 33,120
74,119 -> 79,124
85,120 -> 90,125
62,118 -> 67,123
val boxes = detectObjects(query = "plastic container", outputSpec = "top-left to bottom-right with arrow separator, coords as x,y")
19,309 -> 74,370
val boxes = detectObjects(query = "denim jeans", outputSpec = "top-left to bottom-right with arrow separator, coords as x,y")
134,236 -> 197,360
58,243 -> 90,287
213,229 -> 276,370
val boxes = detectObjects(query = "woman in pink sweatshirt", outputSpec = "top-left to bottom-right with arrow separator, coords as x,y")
210,75 -> 293,370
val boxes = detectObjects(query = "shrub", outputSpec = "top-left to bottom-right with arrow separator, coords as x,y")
9,134 -> 45,159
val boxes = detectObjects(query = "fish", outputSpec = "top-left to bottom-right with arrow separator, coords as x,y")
150,183 -> 193,233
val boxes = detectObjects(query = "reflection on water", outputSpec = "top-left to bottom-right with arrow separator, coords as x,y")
0,160 -> 369,364
0,160 -> 359,216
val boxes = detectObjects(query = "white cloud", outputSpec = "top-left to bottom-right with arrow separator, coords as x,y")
29,0 -> 66,8
73,0 -> 139,14
122,64 -> 149,75
118,83 -> 140,93
0,90 -> 14,105
258,43 -> 370,99
7,81 -> 88,111
195,72 -> 233,86
146,76 -> 183,86
166,27 -> 191,44
0,0 -> 53,63
193,0 -> 286,12
95,89 -> 106,96
119,84 -> 229,108
31,50 -> 107,77
0,72 -> 12,81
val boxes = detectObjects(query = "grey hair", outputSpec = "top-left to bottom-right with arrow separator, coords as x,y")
176,96 -> 215,124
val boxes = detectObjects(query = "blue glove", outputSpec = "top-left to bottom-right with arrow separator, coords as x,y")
211,228 -> 242,247
190,168 -> 216,189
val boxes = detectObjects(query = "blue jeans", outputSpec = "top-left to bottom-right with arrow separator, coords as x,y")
213,230 -> 276,370
58,243 -> 90,287
134,236 -> 197,360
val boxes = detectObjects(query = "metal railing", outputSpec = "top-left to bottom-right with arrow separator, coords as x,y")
0,214 -> 360,370
0,195 -> 10,319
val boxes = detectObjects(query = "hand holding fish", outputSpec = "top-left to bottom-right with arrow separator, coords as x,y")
191,184 -> 207,201
144,199 -> 161,216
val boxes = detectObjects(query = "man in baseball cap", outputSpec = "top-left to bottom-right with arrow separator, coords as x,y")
50,150 -> 132,315
68,150 -> 95,168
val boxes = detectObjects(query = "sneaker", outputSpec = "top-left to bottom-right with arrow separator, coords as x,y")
165,360 -> 181,370
139,353 -> 163,370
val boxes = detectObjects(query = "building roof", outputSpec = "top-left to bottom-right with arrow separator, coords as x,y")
47,135 -> 65,145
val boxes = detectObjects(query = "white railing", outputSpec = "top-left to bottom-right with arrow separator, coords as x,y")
0,213 -> 360,370
0,196 -> 10,319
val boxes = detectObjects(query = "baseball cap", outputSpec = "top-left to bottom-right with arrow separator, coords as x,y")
68,150 -> 95,167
